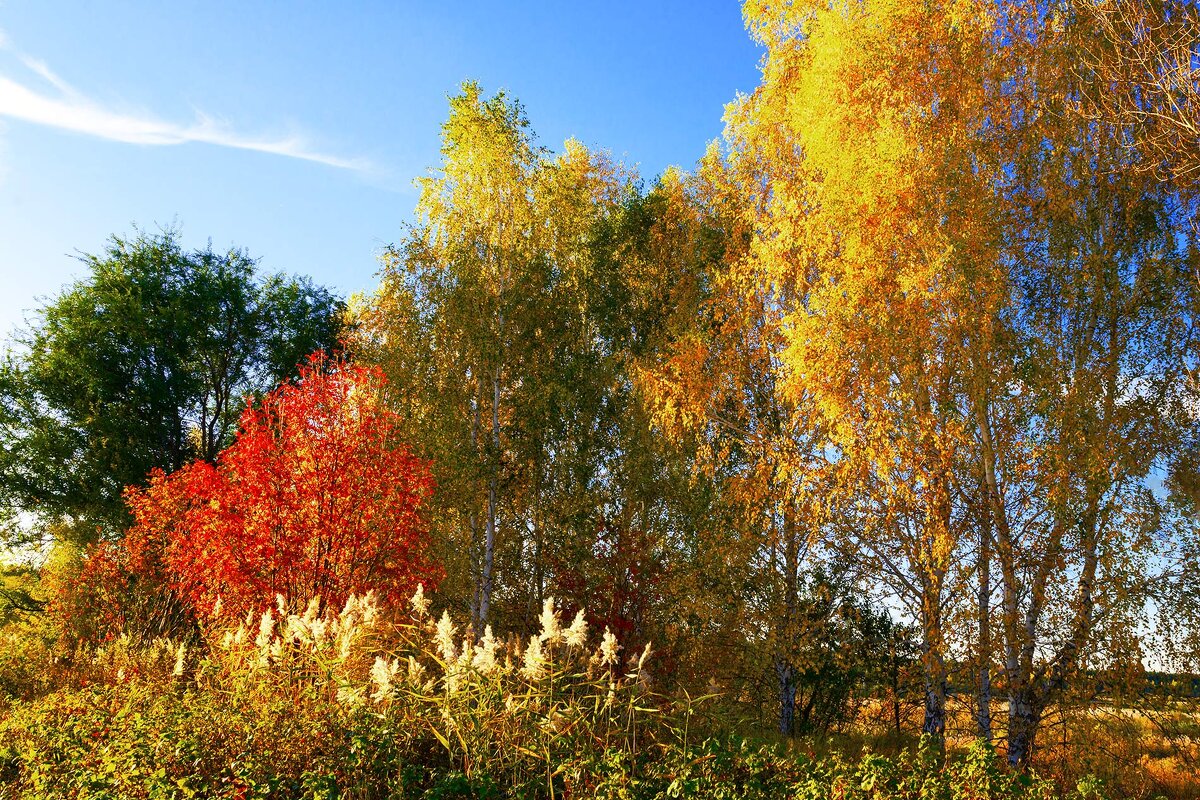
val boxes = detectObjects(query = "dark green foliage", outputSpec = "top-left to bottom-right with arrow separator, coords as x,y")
0,227 -> 344,541
0,565 -> 42,627
774,568 -> 916,737
580,736 -> 1093,800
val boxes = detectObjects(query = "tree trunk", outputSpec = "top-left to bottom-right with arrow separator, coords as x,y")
977,396 -> 1007,743
479,359 -> 500,628
777,499 -> 802,738
978,511 -> 993,741
922,656 -> 947,739
531,459 -> 544,631
921,585 -> 948,740
891,633 -> 903,735
776,659 -> 797,737
1006,687 -> 1042,768
469,377 -> 484,634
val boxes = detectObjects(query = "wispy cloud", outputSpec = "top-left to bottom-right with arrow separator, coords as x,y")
0,35 -> 369,172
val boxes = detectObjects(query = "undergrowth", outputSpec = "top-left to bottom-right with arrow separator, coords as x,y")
0,590 -> 1107,799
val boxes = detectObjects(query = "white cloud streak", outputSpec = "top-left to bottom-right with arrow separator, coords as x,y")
0,38 -> 368,172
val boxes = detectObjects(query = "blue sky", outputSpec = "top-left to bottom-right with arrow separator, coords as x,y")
0,1 -> 762,343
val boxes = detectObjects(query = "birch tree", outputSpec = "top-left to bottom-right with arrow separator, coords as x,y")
732,0 -> 1003,740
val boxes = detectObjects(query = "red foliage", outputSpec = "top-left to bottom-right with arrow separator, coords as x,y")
550,516 -> 665,650
46,541 -> 131,645
123,352 -> 439,619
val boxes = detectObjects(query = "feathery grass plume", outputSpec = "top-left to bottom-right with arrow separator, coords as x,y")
285,611 -> 308,644
302,596 -> 321,623
538,597 -> 562,644
599,627 -> 620,667
521,634 -> 545,679
255,609 -> 275,650
335,597 -> 364,659
635,642 -> 652,672
172,643 -> 187,677
360,591 -> 380,626
456,635 -> 474,669
370,655 -> 399,703
472,624 -> 499,673
564,610 -> 588,648
435,610 -> 457,663
254,609 -> 275,666
406,654 -> 426,687
410,582 -> 431,617
336,683 -> 366,708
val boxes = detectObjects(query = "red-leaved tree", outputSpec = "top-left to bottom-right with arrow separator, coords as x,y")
122,352 -> 439,620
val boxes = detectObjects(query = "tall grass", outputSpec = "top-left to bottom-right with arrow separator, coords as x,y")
0,590 -> 1109,799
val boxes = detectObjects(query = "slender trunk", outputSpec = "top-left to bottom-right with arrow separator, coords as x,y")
534,461 -> 544,608
994,499 -> 1022,737
925,470 -> 952,742
921,571 -> 948,741
912,373 -> 950,745
978,498 -> 993,741
776,659 -> 796,737
921,637 -> 948,739
199,396 -> 210,462
481,475 -> 496,625
469,379 -> 483,633
980,397 -> 1021,750
523,461 -> 544,633
891,632 -> 903,735
479,350 -> 501,628
777,499 -> 801,738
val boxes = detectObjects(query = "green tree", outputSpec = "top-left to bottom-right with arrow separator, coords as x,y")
367,82 -> 544,632
364,84 -> 673,636
0,227 -> 345,542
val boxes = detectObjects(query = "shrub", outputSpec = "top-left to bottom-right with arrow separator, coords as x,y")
56,352 -> 442,646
